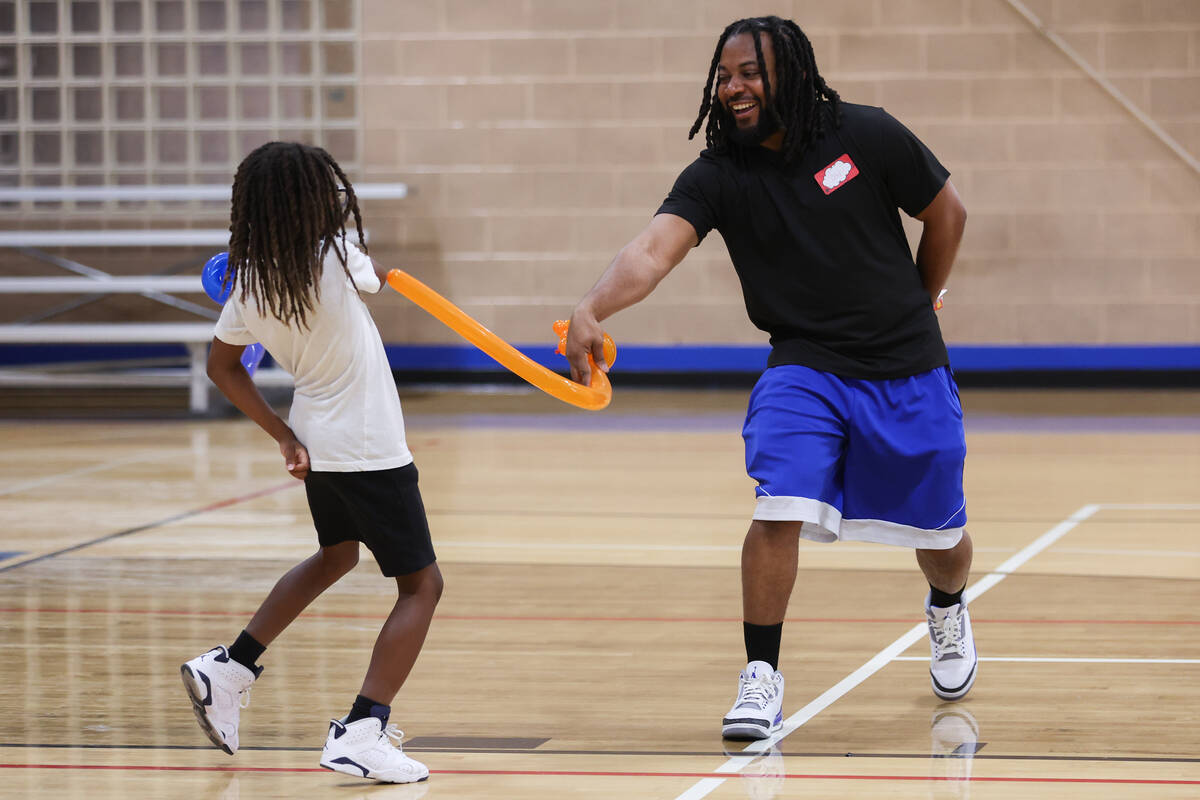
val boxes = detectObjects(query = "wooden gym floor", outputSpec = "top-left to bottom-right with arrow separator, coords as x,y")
0,386 -> 1197,799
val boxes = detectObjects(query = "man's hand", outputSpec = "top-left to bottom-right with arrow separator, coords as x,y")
279,437 -> 310,480
564,307 -> 610,386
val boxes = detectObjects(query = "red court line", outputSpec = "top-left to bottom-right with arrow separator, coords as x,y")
1,607 -> 1197,626
195,480 -> 301,513
1,763 -> 1197,785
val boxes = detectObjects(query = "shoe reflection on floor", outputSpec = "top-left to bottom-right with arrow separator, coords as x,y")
930,704 -> 980,799
722,744 -> 785,800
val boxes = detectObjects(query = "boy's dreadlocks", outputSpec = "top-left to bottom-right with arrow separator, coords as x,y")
689,16 -> 841,163
226,141 -> 367,329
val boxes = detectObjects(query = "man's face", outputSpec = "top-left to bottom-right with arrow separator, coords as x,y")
715,31 -> 782,148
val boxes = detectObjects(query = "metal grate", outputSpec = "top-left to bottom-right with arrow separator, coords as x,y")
0,0 -> 361,215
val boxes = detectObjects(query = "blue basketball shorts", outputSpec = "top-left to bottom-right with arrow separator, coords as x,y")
742,364 -> 967,549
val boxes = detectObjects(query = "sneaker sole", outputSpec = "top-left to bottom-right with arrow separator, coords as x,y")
721,719 -> 781,740
930,661 -> 977,701
180,664 -> 234,756
319,759 -> 429,784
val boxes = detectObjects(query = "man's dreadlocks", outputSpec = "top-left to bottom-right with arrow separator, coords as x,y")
226,141 -> 367,329
689,16 -> 841,163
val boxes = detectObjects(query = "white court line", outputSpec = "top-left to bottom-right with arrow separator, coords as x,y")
671,503 -> 1101,800
1098,503 -> 1200,510
893,656 -> 1200,665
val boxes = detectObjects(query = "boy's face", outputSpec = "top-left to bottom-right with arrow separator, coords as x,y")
715,32 -> 783,148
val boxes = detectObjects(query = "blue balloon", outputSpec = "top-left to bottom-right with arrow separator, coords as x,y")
203,250 -> 266,376
201,251 -> 232,304
240,342 -> 265,376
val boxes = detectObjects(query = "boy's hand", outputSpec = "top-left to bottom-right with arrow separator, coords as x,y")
280,438 -> 310,480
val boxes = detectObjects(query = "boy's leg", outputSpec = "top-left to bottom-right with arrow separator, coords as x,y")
325,464 -> 439,707
245,540 -> 361,646
320,562 -> 442,785
181,540 -> 360,755
359,562 -> 444,704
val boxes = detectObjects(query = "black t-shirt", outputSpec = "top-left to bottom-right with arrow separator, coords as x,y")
657,102 -> 950,379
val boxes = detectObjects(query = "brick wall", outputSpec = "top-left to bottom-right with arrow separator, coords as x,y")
358,0 -> 1200,349
4,0 -> 1197,351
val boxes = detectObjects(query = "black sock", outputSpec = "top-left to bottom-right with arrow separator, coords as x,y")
928,583 -> 965,609
346,694 -> 390,726
743,622 -> 783,671
227,630 -> 265,671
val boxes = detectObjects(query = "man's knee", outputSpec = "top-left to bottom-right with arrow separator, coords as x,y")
748,519 -> 803,539
918,528 -> 972,559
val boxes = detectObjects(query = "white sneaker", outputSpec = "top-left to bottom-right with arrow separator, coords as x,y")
320,717 -> 429,784
926,595 -> 977,700
721,661 -> 785,740
180,645 -> 260,755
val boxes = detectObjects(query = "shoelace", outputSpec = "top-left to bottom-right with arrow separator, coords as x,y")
381,724 -> 405,748
737,676 -> 776,709
238,686 -> 253,709
929,611 -> 965,660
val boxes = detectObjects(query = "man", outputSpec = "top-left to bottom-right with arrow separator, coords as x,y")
565,16 -> 975,740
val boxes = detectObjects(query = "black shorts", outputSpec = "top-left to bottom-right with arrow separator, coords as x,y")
304,463 -> 436,577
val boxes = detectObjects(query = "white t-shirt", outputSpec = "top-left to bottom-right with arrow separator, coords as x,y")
213,242 -> 412,472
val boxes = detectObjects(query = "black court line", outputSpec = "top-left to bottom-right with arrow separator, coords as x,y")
3,743 -> 1198,764
0,481 -> 297,575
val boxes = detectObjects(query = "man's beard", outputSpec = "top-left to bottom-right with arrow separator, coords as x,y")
719,104 -> 781,147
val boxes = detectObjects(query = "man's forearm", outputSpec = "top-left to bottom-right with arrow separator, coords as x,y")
916,216 -> 965,301
579,241 -> 669,322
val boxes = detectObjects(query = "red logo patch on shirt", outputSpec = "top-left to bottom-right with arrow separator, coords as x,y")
814,154 -> 860,195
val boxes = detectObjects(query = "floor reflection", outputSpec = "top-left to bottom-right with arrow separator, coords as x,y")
929,704 -> 980,799
732,745 -> 784,800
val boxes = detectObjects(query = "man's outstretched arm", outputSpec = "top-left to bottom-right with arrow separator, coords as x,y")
566,213 -> 698,385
